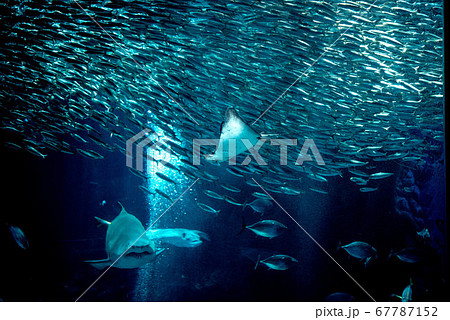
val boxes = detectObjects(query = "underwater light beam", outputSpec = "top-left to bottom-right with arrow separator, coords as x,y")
251,0 -> 379,126
251,178 -> 377,302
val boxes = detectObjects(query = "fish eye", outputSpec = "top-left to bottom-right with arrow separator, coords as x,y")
182,232 -> 186,239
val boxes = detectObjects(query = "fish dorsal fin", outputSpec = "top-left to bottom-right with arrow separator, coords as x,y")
117,201 -> 128,215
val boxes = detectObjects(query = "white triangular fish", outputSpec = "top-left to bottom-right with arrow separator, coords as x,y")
85,202 -> 164,269
206,108 -> 261,162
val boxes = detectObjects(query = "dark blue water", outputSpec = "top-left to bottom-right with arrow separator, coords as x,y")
0,135 -> 446,301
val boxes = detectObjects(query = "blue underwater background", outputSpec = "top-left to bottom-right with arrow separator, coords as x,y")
0,0 -> 447,301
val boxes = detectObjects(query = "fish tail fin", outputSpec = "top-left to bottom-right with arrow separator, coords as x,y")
387,249 -> 394,260
254,254 -> 260,270
238,216 -> 246,235
365,254 -> 377,268
390,294 -> 402,300
418,87 -> 427,94
94,216 -> 110,228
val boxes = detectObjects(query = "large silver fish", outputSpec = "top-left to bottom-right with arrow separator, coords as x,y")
85,203 -> 164,269
146,228 -> 210,247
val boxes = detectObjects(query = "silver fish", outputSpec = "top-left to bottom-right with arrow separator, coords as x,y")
389,248 -> 422,263
369,172 -> 394,180
244,198 -> 273,213
339,241 -> 377,267
240,218 -> 287,238
197,202 -> 220,215
8,224 -> 29,250
203,189 -> 225,200
256,254 -> 298,271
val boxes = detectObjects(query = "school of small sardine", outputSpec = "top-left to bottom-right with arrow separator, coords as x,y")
1,0 -> 443,196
